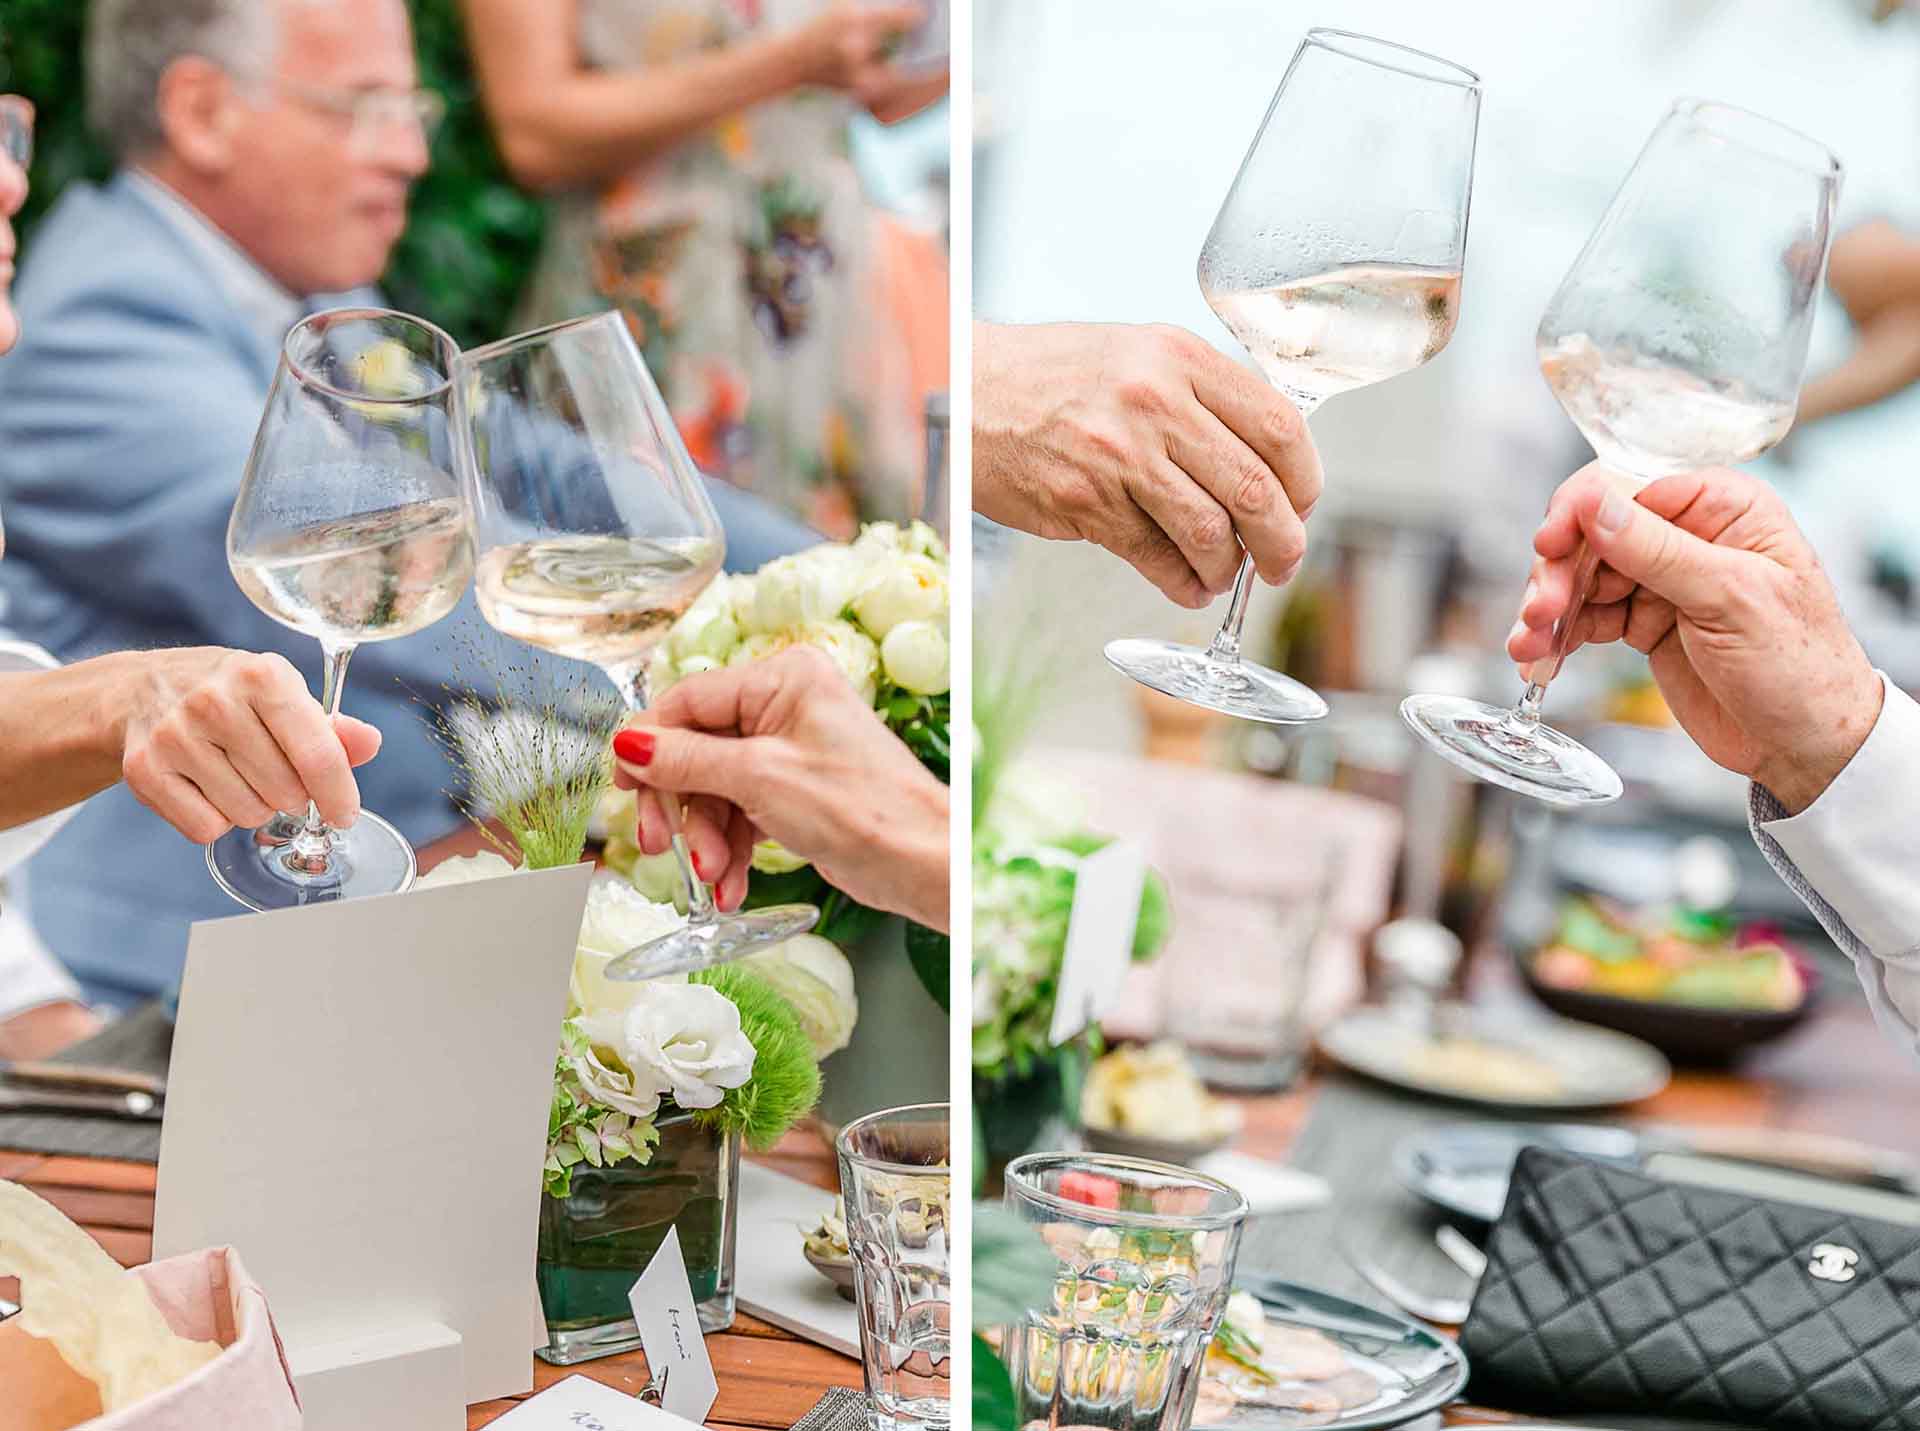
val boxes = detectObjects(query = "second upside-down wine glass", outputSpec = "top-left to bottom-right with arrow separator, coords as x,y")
460,311 -> 817,979
1104,28 -> 1481,724
209,309 -> 475,909
1402,99 -> 1842,806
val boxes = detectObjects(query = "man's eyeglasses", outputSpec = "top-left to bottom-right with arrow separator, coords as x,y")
277,81 -> 444,155
0,97 -> 33,170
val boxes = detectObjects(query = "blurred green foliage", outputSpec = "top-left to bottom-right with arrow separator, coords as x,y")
0,0 -> 546,346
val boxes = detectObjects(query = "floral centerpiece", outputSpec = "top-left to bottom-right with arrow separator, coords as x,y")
418,655 -> 843,1364
597,521 -> 953,1120
971,626 -> 1171,1184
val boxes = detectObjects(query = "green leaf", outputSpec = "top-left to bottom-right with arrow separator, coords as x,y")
971,1205 -> 1057,1329
905,921 -> 951,1013
972,1333 -> 1020,1431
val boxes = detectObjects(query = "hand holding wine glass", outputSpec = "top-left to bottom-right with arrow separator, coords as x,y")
1510,463 -> 1882,816
1402,99 -> 1843,806
461,311 -> 817,978
1104,28 -> 1481,725
209,309 -> 474,910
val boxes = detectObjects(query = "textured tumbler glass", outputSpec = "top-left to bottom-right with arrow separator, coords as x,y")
838,1103 -> 952,1431
1002,1153 -> 1249,1431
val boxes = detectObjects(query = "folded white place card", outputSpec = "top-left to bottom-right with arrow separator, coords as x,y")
1051,840 -> 1148,1046
628,1227 -> 719,1424
486,1375 -> 705,1430
734,1161 -> 858,1359
154,862 -> 595,1407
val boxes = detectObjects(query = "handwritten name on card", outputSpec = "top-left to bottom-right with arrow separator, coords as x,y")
628,1227 -> 719,1424
1049,839 -> 1147,1046
487,1375 -> 702,1430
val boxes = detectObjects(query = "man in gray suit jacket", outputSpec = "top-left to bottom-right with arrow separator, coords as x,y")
0,0 -> 816,1006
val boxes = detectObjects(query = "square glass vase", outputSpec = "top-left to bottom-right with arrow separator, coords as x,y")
535,1110 -> 740,1365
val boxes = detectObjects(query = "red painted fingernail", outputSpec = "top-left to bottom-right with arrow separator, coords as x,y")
612,729 -> 654,766
692,852 -> 710,881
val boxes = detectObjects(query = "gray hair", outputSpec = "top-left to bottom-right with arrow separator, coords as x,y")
86,0 -> 281,159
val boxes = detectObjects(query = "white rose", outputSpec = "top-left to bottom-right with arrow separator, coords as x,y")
852,554 -> 948,639
669,576 -> 740,662
572,879 -> 689,1018
413,849 -> 520,890
626,849 -> 691,910
750,839 -> 811,875
747,551 -> 860,635
619,982 -> 757,1110
799,620 -> 879,704
852,520 -> 945,562
742,934 -> 858,1058
881,620 -> 950,696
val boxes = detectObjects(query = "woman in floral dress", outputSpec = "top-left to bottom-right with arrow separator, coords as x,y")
465,0 -> 949,537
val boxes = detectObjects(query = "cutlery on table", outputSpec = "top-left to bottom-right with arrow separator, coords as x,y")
1343,1250 -> 1471,1327
0,1060 -> 166,1099
0,1085 -> 161,1120
1435,1224 -> 1487,1281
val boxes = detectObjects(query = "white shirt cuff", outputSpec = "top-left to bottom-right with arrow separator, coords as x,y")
1750,673 -> 1920,1048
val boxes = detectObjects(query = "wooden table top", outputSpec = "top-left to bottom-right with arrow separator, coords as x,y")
0,1128 -> 858,1431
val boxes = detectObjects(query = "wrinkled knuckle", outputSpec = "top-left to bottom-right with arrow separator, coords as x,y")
1257,397 -> 1306,452
189,812 -> 231,844
1149,323 -> 1205,366
1186,505 -> 1235,558
1228,463 -> 1277,519
182,682 -> 231,726
122,744 -> 156,792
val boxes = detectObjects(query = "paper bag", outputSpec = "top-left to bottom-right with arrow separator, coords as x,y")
0,1246 -> 301,1431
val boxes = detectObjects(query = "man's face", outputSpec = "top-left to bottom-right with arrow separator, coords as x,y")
222,0 -> 427,295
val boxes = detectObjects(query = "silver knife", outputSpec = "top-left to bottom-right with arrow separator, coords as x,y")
0,1085 -> 161,1120
0,1060 -> 166,1099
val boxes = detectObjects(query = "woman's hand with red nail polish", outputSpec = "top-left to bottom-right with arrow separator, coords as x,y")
609,646 -> 949,932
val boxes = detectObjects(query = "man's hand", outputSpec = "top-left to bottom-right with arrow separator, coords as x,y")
1510,463 -> 1882,814
120,649 -> 382,844
0,1000 -> 101,1059
973,321 -> 1322,608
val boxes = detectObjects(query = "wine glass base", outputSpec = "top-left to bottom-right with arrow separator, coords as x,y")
1103,638 -> 1329,724
206,811 -> 418,911
1399,693 -> 1624,807
605,902 -> 821,981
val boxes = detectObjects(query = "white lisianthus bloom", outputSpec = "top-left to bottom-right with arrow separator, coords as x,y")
852,554 -> 948,639
565,1011 -> 670,1120
589,786 -> 637,844
852,519 -> 946,562
619,982 -> 757,1109
413,849 -> 521,889
646,644 -> 677,698
742,934 -> 858,1057
880,619 -> 950,696
675,655 -> 722,678
750,839 -> 810,875
572,879 -> 689,1017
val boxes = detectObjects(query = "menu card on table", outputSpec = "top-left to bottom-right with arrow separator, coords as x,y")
153,862 -> 595,1406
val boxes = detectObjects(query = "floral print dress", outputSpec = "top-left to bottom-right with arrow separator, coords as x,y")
518,0 -> 943,537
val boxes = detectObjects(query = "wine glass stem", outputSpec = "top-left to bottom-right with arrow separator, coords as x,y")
608,661 -> 717,928
285,641 -> 354,876
1513,540 -> 1604,727
1202,390 -> 1322,665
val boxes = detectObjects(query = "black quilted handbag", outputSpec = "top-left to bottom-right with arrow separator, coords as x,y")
1460,1147 -> 1920,1429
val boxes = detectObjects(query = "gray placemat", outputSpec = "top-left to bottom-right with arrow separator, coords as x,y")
787,1386 -> 869,1431
0,1002 -> 172,1162
1240,1074 -> 1749,1430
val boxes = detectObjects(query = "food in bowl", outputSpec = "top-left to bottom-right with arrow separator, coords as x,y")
1081,1042 -> 1240,1142
1530,897 -> 1808,1012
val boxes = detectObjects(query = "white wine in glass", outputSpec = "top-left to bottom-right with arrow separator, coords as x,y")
1402,99 -> 1842,806
475,534 -> 721,668
209,309 -> 475,910
461,311 -> 817,979
1105,28 -> 1481,725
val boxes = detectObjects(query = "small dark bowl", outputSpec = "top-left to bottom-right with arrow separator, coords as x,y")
1517,951 -> 1817,1066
